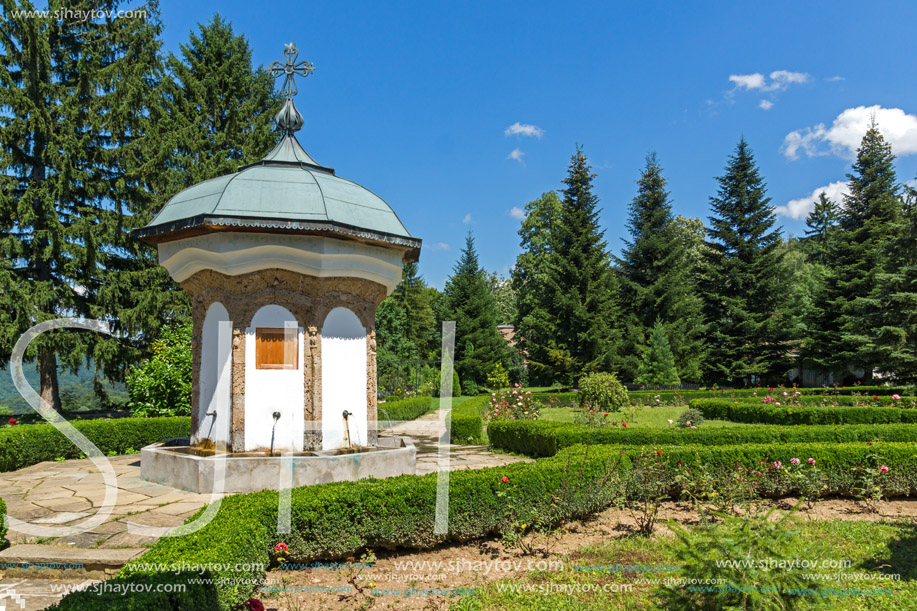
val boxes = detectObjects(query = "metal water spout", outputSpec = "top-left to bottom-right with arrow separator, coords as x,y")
269,411 -> 281,456
342,410 -> 353,449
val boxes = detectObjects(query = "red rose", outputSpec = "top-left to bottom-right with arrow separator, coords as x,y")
677,460 -> 682,466
501,476 -> 509,483
769,387 -> 775,391
8,418 -> 16,425
603,413 -> 609,417
622,422 -> 628,428
245,600 -> 265,611
656,450 -> 662,455
873,396 -> 879,400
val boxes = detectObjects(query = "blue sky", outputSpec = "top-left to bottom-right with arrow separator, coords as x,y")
158,0 -> 917,288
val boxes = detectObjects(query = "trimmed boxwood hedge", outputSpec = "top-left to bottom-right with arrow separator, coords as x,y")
707,394 -> 917,407
55,444 -> 616,610
689,398 -> 917,425
0,497 -> 6,548
377,396 -> 431,423
0,417 -> 190,473
54,439 -> 917,610
487,419 -> 917,457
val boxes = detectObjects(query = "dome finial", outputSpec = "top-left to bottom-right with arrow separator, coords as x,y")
270,43 -> 314,135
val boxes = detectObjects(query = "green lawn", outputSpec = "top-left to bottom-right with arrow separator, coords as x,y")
538,405 -> 746,428
456,520 -> 917,610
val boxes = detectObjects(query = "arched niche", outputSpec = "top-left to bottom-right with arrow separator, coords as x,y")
321,307 -> 367,450
195,302 -> 231,448
244,304 -> 305,452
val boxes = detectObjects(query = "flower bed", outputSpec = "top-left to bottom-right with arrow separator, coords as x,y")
487,419 -> 917,457
689,398 -> 917,425
52,439 -> 917,610
0,417 -> 190,473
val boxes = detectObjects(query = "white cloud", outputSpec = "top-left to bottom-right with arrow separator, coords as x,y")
504,122 -> 545,138
462,213 -> 472,224
728,70 -> 809,93
768,70 -> 809,89
729,73 -> 766,90
776,181 -> 849,220
507,148 -> 526,165
826,75 -> 845,82
759,100 -> 774,110
782,105 -> 917,160
427,242 -> 450,251
508,206 -> 525,220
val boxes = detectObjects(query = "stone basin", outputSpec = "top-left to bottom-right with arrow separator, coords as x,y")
140,436 -> 416,494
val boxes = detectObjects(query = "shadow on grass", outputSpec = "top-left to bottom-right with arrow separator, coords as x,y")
865,521 -> 917,581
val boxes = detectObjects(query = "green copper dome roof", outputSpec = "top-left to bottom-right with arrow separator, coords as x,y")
135,134 -> 419,259
136,45 -> 420,260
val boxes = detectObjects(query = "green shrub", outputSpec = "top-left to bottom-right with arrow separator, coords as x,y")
487,419 -> 917,457
452,395 -> 487,443
462,379 -> 479,396
690,398 -> 917,425
657,506 -> 828,610
0,417 -> 189,472
432,369 -> 461,398
676,408 -> 704,428
577,372 -> 627,411
529,391 -> 577,407
126,321 -> 192,417
486,363 -> 510,390
378,397 -> 431,423
0,497 -> 6,548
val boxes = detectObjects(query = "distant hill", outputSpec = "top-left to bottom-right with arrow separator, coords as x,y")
0,360 -> 128,415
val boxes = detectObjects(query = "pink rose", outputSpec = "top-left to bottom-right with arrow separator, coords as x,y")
807,458 -> 816,465
790,458 -> 800,465
773,461 -> 782,469
879,465 -> 889,474
893,394 -> 901,400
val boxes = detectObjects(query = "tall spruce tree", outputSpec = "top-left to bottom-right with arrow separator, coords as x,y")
806,123 -> 902,381
872,185 -> 917,382
392,262 -> 436,358
803,192 -> 840,265
152,15 -> 281,199
512,191 -> 561,385
702,138 -> 787,385
616,154 -> 706,382
635,321 -> 680,385
443,233 -> 506,386
0,1 -> 175,411
541,146 -> 620,384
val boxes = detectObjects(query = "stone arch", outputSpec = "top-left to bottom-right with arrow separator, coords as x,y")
320,307 -> 368,450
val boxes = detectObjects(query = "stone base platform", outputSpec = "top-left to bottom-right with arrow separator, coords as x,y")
140,436 -> 416,494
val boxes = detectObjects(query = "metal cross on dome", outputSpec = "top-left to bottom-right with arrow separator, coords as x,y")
270,43 -> 314,99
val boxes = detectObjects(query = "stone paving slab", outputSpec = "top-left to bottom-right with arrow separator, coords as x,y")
1,579 -> 101,611
0,545 -> 145,571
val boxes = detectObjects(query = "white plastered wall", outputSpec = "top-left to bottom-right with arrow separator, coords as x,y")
321,307 -> 367,450
195,302 -> 232,448
244,304 -> 305,452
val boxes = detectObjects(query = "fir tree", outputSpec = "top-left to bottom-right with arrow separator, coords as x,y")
702,138 -> 787,385
443,233 -> 506,386
803,192 -> 840,265
635,321 -> 680,385
152,15 -> 281,199
616,154 -> 706,382
872,185 -> 917,382
512,191 -> 562,385
806,123 -> 902,380
392,262 -> 436,358
0,1 -> 177,410
541,146 -> 621,384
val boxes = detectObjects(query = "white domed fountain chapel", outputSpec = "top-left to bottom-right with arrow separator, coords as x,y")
135,44 -> 421,493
